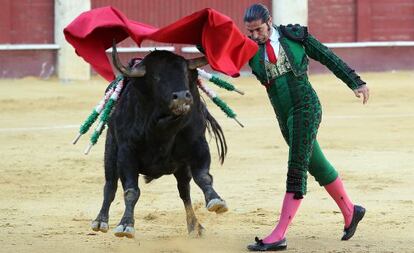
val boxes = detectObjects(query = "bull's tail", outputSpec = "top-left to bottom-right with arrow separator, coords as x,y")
205,110 -> 227,164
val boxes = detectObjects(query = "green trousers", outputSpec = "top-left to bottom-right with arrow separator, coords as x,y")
267,72 -> 338,199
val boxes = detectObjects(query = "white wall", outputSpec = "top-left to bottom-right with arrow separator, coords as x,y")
55,0 -> 91,81
272,0 -> 308,26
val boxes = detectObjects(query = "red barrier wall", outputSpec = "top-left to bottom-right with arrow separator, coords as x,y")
1,0 -> 414,78
0,0 -> 55,78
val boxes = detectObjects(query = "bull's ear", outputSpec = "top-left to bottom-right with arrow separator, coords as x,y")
187,56 -> 208,70
112,40 -> 146,77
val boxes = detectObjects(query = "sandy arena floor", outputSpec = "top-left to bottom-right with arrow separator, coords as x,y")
0,71 -> 413,252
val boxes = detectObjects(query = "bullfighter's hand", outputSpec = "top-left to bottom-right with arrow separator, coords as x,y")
353,85 -> 369,104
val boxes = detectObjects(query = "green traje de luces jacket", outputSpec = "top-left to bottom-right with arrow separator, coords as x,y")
248,24 -> 366,90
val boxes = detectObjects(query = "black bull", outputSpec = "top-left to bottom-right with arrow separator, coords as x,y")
91,45 -> 229,238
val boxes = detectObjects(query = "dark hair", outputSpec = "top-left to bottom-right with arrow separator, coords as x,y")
243,4 -> 271,23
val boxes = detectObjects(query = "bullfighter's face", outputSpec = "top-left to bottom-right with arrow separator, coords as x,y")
245,18 -> 272,44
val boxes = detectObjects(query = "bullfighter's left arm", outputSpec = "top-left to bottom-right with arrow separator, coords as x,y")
302,33 -> 366,91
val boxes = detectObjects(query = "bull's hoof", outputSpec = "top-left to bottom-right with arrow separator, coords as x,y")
91,220 -> 109,233
188,223 -> 204,238
114,224 -> 135,238
207,198 -> 228,214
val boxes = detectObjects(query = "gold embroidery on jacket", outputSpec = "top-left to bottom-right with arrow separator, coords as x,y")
264,45 -> 292,80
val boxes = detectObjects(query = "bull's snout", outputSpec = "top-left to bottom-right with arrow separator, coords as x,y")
170,90 -> 193,115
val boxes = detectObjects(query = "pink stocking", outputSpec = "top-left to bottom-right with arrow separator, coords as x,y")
324,177 -> 354,228
262,192 -> 302,243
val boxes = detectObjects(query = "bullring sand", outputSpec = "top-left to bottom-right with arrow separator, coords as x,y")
0,71 -> 413,252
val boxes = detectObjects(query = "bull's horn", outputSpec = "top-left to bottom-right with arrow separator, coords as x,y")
187,56 -> 208,70
112,40 -> 146,77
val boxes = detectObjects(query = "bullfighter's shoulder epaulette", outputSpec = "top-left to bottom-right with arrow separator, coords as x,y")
279,24 -> 308,42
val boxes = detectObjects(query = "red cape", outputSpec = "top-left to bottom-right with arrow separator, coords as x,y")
64,6 -> 258,81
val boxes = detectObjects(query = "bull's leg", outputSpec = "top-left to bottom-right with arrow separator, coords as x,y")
191,138 -> 228,214
91,132 -> 118,233
113,149 -> 140,238
174,167 -> 204,237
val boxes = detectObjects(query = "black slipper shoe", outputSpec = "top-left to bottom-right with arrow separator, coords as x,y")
341,205 -> 366,240
247,237 -> 287,251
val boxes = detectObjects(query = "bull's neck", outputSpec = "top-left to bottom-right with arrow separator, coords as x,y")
153,114 -> 188,136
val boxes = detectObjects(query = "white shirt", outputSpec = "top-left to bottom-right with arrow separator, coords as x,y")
265,26 -> 280,62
